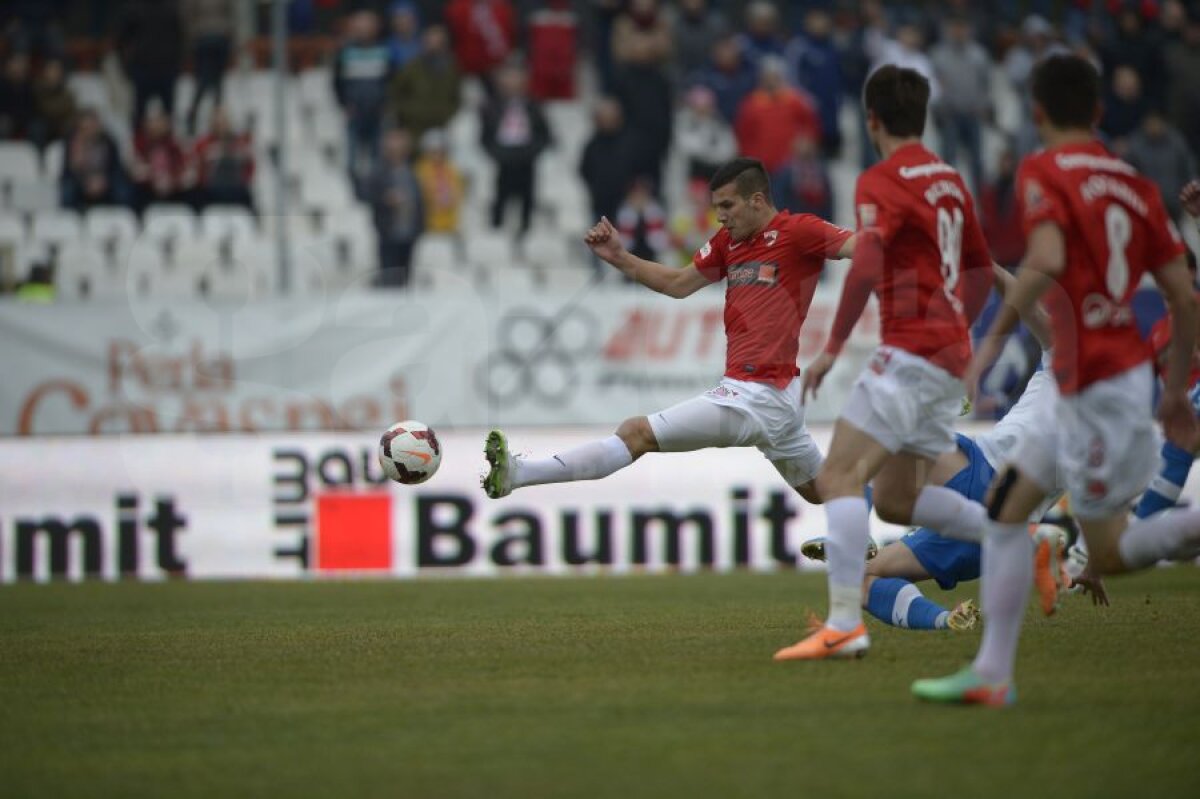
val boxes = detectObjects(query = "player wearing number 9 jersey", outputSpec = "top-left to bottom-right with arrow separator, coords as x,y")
774,65 -> 995,662
914,54 -> 1200,707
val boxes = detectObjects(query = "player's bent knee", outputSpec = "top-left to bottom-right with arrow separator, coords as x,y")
874,494 -> 914,525
794,480 -> 822,504
815,469 -> 860,501
986,467 -> 1020,521
615,416 -> 658,458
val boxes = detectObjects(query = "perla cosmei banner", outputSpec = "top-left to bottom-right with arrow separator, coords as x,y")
0,428 -> 941,583
0,286 -> 903,435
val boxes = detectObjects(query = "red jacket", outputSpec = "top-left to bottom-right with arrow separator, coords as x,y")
444,0 -> 516,76
734,88 -> 820,173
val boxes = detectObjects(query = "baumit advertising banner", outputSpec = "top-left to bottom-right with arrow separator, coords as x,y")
0,428 -> 927,583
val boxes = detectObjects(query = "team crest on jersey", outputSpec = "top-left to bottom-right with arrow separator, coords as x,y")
1024,178 -> 1045,211
698,241 -> 712,260
765,230 -> 778,246
857,203 -> 877,228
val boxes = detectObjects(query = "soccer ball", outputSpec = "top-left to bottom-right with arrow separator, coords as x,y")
378,420 -> 442,484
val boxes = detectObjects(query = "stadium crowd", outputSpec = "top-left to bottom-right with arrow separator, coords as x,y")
0,0 -> 1196,296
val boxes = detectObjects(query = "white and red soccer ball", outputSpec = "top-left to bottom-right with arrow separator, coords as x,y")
378,420 -> 442,484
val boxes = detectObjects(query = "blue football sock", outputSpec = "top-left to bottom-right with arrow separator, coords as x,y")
866,577 -> 949,630
1134,441 -> 1194,519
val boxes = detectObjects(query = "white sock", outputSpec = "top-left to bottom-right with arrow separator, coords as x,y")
824,496 -> 871,631
511,435 -> 633,489
973,521 -> 1033,684
1118,509 -> 1200,569
911,485 -> 986,542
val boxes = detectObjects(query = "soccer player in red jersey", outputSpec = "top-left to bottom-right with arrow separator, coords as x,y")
913,55 -> 1200,706
481,158 -> 854,504
774,65 -> 994,661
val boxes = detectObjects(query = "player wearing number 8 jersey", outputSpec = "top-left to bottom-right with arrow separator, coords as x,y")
913,54 -> 1200,707
774,65 -> 994,661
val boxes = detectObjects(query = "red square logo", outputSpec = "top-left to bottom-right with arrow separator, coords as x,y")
315,494 -> 392,572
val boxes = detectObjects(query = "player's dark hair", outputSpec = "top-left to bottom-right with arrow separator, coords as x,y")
1031,54 -> 1100,130
709,157 -> 772,201
863,65 -> 930,137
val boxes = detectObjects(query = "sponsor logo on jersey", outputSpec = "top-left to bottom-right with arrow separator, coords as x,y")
898,162 -> 958,179
729,240 -> 744,251
1081,293 -> 1134,329
1054,152 -> 1137,175
726,261 -> 779,287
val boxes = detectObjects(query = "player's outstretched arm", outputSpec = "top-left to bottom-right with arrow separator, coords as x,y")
991,263 -> 1053,350
1181,180 -> 1200,219
804,231 -> 880,402
966,223 -> 1064,396
584,216 -> 711,298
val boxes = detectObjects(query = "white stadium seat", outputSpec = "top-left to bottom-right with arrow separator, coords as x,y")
42,140 -> 64,180
30,209 -> 83,247
0,141 -> 40,181
84,206 -> 139,247
142,204 -> 198,242
201,205 -> 258,244
54,240 -> 118,300
465,229 -> 516,269
202,244 -> 276,301
300,168 -> 354,211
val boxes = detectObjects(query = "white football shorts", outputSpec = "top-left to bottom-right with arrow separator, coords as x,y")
647,377 -> 823,488
1010,363 -> 1158,520
840,346 -> 963,460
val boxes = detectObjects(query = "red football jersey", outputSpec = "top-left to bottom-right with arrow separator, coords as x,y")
693,210 -> 852,388
1018,141 -> 1187,394
853,143 -> 992,378
1146,294 -> 1200,388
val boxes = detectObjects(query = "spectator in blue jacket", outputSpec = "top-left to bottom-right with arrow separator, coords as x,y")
333,10 -> 392,198
786,8 -> 843,158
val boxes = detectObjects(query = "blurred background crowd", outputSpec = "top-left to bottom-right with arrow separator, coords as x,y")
0,0 -> 1197,301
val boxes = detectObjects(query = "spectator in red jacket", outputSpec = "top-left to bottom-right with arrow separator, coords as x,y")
131,103 -> 190,211
444,0 -> 515,86
191,105 -> 255,212
734,55 -> 819,173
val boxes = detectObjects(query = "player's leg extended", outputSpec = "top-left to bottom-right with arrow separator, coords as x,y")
1083,505 -> 1200,576
912,467 -> 1046,706
484,395 -> 756,498
774,420 -> 891,661
1132,439 -> 1196,519
483,424 -> 640,499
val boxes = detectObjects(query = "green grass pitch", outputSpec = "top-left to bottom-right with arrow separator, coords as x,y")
1,570 -> 1198,798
